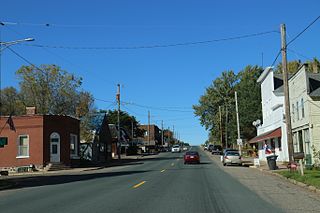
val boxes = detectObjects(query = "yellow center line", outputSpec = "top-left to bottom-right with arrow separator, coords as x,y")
133,181 -> 146,189
161,169 -> 166,173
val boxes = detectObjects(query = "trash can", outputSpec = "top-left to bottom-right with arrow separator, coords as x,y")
266,155 -> 278,170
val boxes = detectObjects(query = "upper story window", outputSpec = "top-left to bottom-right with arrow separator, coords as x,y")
292,103 -> 295,122
17,135 -> 29,158
301,98 -> 305,118
296,101 -> 299,121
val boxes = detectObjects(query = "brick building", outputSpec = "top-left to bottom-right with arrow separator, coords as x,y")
138,124 -> 162,148
0,114 -> 80,172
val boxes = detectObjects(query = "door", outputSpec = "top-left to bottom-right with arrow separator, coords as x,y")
50,132 -> 60,162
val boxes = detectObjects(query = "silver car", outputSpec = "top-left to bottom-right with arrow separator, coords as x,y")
222,151 -> 242,166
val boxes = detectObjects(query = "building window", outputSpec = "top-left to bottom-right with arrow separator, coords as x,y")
278,137 -> 282,151
270,138 -> 276,149
301,98 -> 305,118
292,104 -> 295,122
293,132 -> 298,153
296,101 -> 299,120
298,130 -> 304,153
17,135 -> 29,157
304,129 -> 310,155
70,134 -> 78,156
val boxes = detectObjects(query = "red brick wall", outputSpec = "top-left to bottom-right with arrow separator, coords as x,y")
0,115 -> 80,169
0,115 -> 44,168
43,115 -> 80,166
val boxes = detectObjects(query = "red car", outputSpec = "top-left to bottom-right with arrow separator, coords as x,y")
184,151 -> 200,164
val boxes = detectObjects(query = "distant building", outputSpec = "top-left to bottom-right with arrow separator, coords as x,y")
138,124 -> 162,151
80,113 -> 113,163
108,124 -> 131,157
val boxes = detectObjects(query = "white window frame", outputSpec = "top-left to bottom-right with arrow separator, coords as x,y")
16,135 -> 29,158
70,134 -> 79,159
301,98 -> 305,118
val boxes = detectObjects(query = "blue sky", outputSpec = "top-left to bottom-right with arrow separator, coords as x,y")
1,0 -> 320,145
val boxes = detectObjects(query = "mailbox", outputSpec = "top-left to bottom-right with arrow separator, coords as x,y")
293,152 -> 304,160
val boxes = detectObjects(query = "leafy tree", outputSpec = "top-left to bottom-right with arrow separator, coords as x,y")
0,87 -> 25,115
275,58 -> 320,74
193,70 -> 237,147
235,65 -> 263,140
16,64 -> 82,115
104,109 -> 144,138
13,64 -> 95,141
275,60 -> 301,74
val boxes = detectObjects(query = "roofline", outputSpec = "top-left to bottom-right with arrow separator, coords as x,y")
257,66 -> 273,83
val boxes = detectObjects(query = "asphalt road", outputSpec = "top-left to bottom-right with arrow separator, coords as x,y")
0,147 -> 282,213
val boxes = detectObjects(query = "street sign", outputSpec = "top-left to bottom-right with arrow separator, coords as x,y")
237,139 -> 243,146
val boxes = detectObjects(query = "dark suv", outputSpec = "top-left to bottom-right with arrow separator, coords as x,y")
211,145 -> 223,155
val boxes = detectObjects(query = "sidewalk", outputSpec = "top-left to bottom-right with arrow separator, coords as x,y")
0,154 -> 146,178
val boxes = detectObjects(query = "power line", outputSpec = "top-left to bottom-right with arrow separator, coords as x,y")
271,50 -> 281,67
122,101 -> 193,113
287,15 -> 320,47
287,48 -> 311,60
22,30 -> 278,50
6,46 -> 46,74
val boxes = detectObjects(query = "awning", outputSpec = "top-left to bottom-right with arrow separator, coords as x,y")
249,127 -> 281,144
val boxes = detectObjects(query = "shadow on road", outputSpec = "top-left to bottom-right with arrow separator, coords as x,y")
2,170 -> 150,191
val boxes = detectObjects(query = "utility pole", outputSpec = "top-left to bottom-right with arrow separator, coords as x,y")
235,91 -> 242,155
131,119 -> 134,146
173,125 -> 175,144
116,84 -> 121,160
148,110 -> 150,150
219,106 -> 223,146
225,106 -> 228,149
281,24 -> 294,163
161,120 -> 164,147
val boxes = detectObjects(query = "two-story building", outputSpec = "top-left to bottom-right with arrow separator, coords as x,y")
289,64 -> 320,166
138,124 -> 162,152
249,67 -> 289,162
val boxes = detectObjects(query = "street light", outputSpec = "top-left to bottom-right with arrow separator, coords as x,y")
0,37 -> 35,52
0,37 -> 35,116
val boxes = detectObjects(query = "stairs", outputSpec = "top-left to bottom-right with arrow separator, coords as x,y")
45,163 -> 71,171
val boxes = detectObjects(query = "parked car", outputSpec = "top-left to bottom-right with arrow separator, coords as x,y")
222,148 -> 238,155
204,146 -> 208,151
208,144 -> 214,152
211,145 -> 223,155
222,151 -> 242,166
171,145 -> 181,153
184,151 -> 200,164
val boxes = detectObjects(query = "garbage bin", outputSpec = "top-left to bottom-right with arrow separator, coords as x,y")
266,155 -> 278,170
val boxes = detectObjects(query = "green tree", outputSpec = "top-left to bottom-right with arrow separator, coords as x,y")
16,64 -> 83,115
275,60 -> 301,74
15,64 -> 96,141
0,87 -> 25,115
235,65 -> 263,140
193,70 -> 237,147
104,109 -> 144,138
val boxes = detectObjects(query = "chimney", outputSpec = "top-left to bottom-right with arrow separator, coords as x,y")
26,107 -> 37,115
